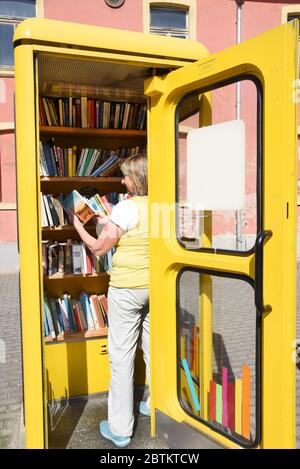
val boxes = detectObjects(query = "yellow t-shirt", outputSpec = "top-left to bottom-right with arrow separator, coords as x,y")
109,196 -> 148,288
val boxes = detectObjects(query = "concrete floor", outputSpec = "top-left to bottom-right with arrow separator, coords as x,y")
48,388 -> 167,449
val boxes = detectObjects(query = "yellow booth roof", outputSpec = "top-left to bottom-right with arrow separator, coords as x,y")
13,18 -> 208,63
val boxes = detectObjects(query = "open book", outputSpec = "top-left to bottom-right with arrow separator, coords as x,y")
62,190 -> 97,225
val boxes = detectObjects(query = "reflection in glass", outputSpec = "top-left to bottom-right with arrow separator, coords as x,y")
177,80 -> 258,252
178,270 -> 258,446
0,23 -> 14,66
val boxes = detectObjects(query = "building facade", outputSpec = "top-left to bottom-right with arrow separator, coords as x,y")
0,0 -> 299,269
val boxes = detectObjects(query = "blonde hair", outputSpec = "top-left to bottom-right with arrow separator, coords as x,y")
120,153 -> 148,196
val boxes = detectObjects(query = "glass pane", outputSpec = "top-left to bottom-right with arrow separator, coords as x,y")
0,23 -> 14,66
177,270 -> 258,447
176,79 -> 259,252
0,0 -> 36,18
150,7 -> 187,29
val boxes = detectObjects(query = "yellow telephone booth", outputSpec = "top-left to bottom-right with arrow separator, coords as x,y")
14,18 -> 297,449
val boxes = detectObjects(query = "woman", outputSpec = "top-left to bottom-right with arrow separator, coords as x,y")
73,153 -> 149,448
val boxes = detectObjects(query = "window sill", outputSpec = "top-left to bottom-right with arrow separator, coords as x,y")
0,69 -> 14,78
0,122 -> 15,133
0,202 -> 17,211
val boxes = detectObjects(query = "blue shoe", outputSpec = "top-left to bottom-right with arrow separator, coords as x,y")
139,401 -> 151,416
99,420 -> 131,448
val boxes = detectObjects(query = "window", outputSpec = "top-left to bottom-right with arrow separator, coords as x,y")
150,5 -> 188,38
287,13 -> 300,37
144,1 -> 196,40
0,0 -> 36,69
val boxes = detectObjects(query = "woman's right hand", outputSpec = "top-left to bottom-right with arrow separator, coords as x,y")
93,212 -> 109,225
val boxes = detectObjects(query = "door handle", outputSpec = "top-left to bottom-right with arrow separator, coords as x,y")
255,230 -> 273,314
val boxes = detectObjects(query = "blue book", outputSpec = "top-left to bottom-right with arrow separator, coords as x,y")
44,295 -> 56,338
80,291 -> 95,330
90,154 -> 118,177
43,143 -> 55,176
49,298 -> 62,335
63,294 -> 76,332
44,308 -> 50,337
54,299 -> 64,332
64,98 -> 69,127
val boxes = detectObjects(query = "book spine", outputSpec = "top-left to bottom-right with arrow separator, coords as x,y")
81,97 -> 88,128
72,243 -> 82,275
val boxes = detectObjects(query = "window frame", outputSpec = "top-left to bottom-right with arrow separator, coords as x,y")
150,5 -> 189,39
282,5 -> 300,192
143,0 -> 196,40
0,0 -> 44,75
281,4 -> 300,25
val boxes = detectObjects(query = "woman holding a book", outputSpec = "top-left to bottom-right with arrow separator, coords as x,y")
73,153 -> 149,448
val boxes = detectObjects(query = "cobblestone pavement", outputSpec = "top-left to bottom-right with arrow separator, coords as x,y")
0,269 -> 299,448
0,273 -> 22,449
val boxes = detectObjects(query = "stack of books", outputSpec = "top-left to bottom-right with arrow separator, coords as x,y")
44,290 -> 109,338
39,96 -> 147,130
42,239 -> 113,277
40,141 -> 144,177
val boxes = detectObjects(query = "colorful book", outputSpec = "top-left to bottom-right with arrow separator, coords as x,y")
62,190 -> 97,224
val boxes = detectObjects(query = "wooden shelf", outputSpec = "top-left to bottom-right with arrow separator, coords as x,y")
45,327 -> 108,344
40,126 -> 147,139
41,176 -> 122,183
40,176 -> 124,193
44,272 -> 109,281
42,224 -> 96,241
42,224 -> 96,232
40,126 -> 147,148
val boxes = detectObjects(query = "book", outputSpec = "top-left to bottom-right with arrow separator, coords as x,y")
62,190 -> 97,224
71,243 -> 82,275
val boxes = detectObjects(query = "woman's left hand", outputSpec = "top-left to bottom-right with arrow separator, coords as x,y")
73,214 -> 84,230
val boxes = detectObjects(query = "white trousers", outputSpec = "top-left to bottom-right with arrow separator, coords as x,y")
107,286 -> 150,437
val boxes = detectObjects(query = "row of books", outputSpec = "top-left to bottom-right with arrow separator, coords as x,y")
44,290 -> 108,338
39,96 -> 147,130
41,191 -> 126,228
40,141 -> 144,177
41,191 -> 125,228
42,239 -> 113,277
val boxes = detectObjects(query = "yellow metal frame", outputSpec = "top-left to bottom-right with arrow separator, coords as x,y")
145,21 -> 298,448
14,18 -> 208,449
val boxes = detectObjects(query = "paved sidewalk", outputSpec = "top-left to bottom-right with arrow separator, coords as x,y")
0,273 -> 23,449
0,269 -> 299,448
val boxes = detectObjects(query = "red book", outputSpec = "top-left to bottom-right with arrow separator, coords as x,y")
90,295 -> 105,329
98,294 -> 108,325
228,382 -> 235,432
73,303 -> 83,331
88,99 -> 95,128
99,294 -> 108,314
209,380 -> 216,422
85,247 -> 93,274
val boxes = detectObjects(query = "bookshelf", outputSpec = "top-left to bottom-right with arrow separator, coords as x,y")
38,54 -> 149,402
40,102 -> 147,342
